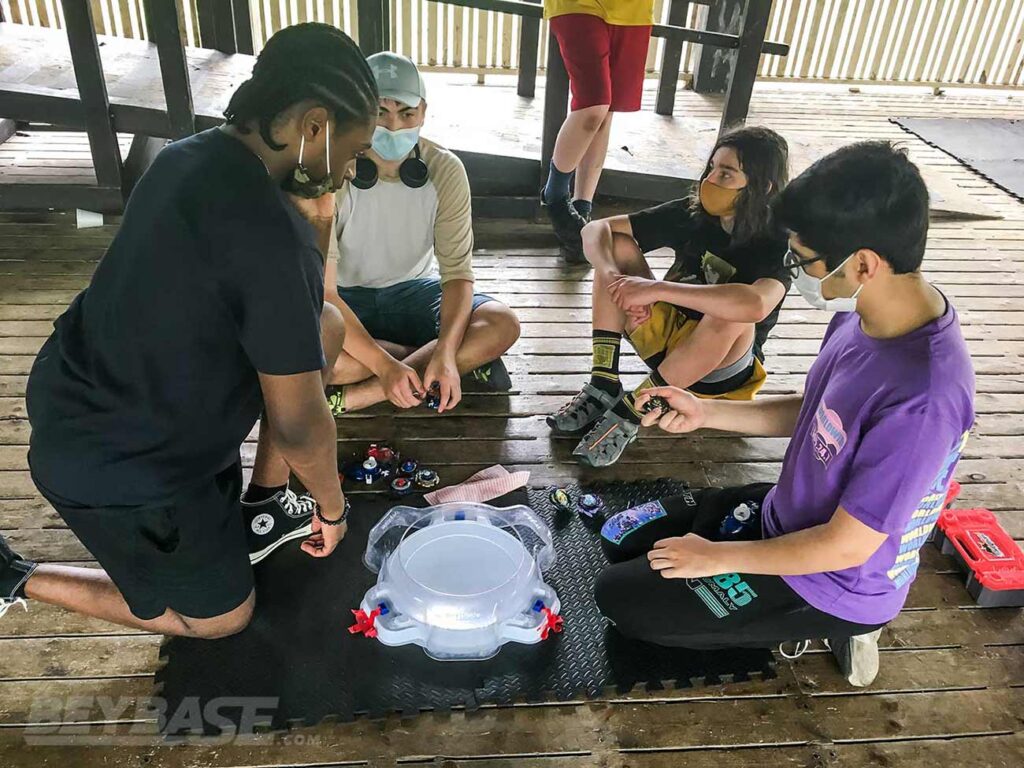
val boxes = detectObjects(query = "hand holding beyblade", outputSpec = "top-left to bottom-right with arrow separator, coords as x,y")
422,351 -> 461,413
636,386 -> 707,433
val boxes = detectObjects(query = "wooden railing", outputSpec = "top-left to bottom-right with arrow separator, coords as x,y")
3,0 -> 1022,88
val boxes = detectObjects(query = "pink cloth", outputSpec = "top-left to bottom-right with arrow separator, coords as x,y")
423,465 -> 530,505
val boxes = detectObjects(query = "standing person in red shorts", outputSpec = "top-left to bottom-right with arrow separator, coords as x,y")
541,0 -> 654,262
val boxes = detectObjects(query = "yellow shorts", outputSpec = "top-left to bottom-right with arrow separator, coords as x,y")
626,302 -> 767,401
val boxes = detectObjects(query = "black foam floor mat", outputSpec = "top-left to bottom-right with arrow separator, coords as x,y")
156,479 -> 775,733
891,117 -> 1024,201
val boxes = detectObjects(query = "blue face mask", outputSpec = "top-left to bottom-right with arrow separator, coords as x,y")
372,125 -> 420,161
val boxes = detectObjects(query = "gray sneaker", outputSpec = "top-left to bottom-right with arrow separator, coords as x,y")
572,409 -> 639,467
547,383 -> 623,433
829,629 -> 882,687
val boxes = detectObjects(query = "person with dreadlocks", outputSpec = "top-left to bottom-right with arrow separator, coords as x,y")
0,25 -> 377,640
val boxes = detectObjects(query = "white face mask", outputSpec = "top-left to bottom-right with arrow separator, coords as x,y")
792,252 -> 863,313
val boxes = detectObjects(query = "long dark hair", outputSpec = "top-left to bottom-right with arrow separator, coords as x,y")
224,23 -> 378,151
689,126 -> 789,244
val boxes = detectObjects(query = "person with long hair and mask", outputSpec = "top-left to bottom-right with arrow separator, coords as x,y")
0,25 -> 377,640
548,126 -> 792,468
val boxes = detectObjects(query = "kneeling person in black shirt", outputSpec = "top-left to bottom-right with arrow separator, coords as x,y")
0,25 -> 378,639
549,127 -> 792,467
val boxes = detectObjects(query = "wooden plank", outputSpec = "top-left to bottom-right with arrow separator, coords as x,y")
516,0 -> 540,97
539,26 -> 569,170
197,0 -> 238,53
357,0 -> 387,55
721,0 -> 782,133
0,685 -> 1018,762
61,0 -> 124,192
656,0 -> 689,115
144,0 -> 195,139
0,119 -> 16,146
231,0 -> 254,54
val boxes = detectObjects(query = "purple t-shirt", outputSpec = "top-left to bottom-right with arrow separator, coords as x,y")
762,299 -> 975,625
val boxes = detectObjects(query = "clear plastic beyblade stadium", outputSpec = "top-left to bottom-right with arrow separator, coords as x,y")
351,503 -> 562,661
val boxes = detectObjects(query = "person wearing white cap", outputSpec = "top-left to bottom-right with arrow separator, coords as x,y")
323,52 -> 521,415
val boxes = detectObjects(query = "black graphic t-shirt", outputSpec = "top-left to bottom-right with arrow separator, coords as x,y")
629,198 -> 791,357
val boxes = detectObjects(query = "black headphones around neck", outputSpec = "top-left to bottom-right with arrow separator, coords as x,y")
351,144 -> 429,190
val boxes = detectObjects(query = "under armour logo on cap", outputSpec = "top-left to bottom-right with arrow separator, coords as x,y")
366,50 -> 425,107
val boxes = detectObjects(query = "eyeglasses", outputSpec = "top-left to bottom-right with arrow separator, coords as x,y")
783,248 -> 828,280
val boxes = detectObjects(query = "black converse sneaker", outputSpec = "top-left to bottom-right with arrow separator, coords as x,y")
242,489 -> 317,565
0,534 -> 36,619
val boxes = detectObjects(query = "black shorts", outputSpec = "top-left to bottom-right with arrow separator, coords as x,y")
35,461 -> 253,621
595,484 -> 884,649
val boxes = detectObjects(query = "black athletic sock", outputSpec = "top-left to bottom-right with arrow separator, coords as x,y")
573,199 -> 593,219
543,161 -> 573,204
612,370 -> 669,424
243,483 -> 287,504
589,330 -> 623,396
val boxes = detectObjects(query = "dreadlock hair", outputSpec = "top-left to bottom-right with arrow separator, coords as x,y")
688,126 -> 789,244
224,23 -> 378,151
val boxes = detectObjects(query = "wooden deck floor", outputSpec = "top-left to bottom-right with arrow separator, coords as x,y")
0,84 -> 1023,766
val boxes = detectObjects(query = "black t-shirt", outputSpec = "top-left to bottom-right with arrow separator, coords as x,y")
27,128 -> 326,507
629,198 -> 791,357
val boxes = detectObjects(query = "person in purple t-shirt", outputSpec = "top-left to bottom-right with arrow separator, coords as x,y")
594,142 -> 975,688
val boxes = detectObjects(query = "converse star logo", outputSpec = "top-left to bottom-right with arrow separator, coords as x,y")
251,513 -> 275,535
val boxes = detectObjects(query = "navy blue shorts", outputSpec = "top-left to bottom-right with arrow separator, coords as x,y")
337,277 -> 494,348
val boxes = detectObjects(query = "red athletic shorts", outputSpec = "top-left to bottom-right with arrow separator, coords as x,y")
550,13 -> 652,113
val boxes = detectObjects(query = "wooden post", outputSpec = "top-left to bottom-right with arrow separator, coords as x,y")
719,0 -> 771,136
693,0 -> 742,94
61,0 -> 124,191
198,0 -> 238,53
144,0 -> 196,139
655,0 -> 690,116
540,28 -> 569,173
517,0 -> 541,98
0,119 -> 16,147
232,0 -> 254,54
357,0 -> 389,57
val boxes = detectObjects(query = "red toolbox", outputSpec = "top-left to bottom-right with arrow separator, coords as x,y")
933,505 -> 1024,608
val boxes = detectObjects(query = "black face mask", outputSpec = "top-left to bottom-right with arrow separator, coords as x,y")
282,122 -> 337,199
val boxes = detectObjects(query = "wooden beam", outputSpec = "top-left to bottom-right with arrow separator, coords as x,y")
719,0 -> 772,135
0,119 -> 18,146
357,0 -> 389,56
231,0 -> 254,55
61,0 -> 124,192
144,0 -> 195,139
656,0 -> 691,116
425,0 -> 787,54
517,0 -> 541,97
0,184 -> 125,214
0,85 -> 85,127
693,0 -> 742,94
198,0 -> 238,53
122,135 -> 168,198
540,28 -> 569,173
